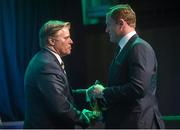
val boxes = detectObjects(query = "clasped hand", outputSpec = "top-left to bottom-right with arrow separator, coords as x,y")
79,109 -> 101,127
87,84 -> 105,100
86,83 -> 105,111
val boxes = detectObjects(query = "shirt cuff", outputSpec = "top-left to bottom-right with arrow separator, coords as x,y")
86,89 -> 91,102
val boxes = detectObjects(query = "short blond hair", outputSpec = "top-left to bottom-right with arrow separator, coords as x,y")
39,20 -> 70,48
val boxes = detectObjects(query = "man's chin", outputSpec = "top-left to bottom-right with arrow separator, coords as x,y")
66,51 -> 71,55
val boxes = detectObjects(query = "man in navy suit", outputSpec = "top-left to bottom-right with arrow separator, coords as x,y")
87,4 -> 165,128
24,20 -> 98,129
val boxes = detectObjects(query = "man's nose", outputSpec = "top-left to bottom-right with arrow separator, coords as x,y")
69,38 -> 73,44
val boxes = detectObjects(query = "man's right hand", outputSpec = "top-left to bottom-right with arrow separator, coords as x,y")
79,109 -> 101,128
86,84 -> 105,101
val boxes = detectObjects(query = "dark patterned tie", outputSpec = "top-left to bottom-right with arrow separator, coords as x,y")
60,62 -> 66,74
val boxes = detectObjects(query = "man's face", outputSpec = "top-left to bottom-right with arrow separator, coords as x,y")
52,27 -> 73,57
105,15 -> 121,43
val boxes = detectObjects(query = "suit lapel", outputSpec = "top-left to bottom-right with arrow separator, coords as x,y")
42,48 -> 74,101
114,34 -> 138,64
109,34 -> 139,82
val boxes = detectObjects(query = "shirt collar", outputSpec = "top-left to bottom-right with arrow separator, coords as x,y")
45,47 -> 63,65
118,31 -> 136,50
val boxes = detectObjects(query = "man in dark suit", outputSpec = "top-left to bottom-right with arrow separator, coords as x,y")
87,4 -> 165,128
24,20 -> 98,129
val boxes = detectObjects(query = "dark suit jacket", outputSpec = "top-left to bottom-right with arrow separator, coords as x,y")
102,34 -> 165,128
24,48 -> 83,129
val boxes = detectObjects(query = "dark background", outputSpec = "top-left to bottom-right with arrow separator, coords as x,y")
0,0 -> 180,128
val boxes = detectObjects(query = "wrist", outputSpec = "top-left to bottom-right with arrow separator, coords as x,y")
86,89 -> 91,102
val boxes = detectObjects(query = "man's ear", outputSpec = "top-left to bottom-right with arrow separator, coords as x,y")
116,19 -> 123,31
48,37 -> 55,46
118,19 -> 124,26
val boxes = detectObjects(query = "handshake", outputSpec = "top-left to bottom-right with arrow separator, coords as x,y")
74,81 -> 106,128
86,81 -> 105,100
79,109 -> 101,126
86,80 -> 106,112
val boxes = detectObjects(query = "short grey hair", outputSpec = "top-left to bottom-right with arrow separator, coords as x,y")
39,20 -> 70,48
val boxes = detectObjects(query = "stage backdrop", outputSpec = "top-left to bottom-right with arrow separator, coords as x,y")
0,1 -> 180,128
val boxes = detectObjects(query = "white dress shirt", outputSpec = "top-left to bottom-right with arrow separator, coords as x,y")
118,31 -> 136,51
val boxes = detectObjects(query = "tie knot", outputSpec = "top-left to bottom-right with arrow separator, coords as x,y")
117,45 -> 121,51
60,62 -> 65,70
60,62 -> 66,74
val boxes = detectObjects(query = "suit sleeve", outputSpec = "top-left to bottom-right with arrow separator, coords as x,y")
36,62 -> 82,123
72,89 -> 88,106
103,43 -> 157,106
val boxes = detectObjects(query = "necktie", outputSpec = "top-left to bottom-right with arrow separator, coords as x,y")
114,46 -> 121,60
110,46 -> 120,67
60,62 -> 66,74
109,46 -> 121,77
